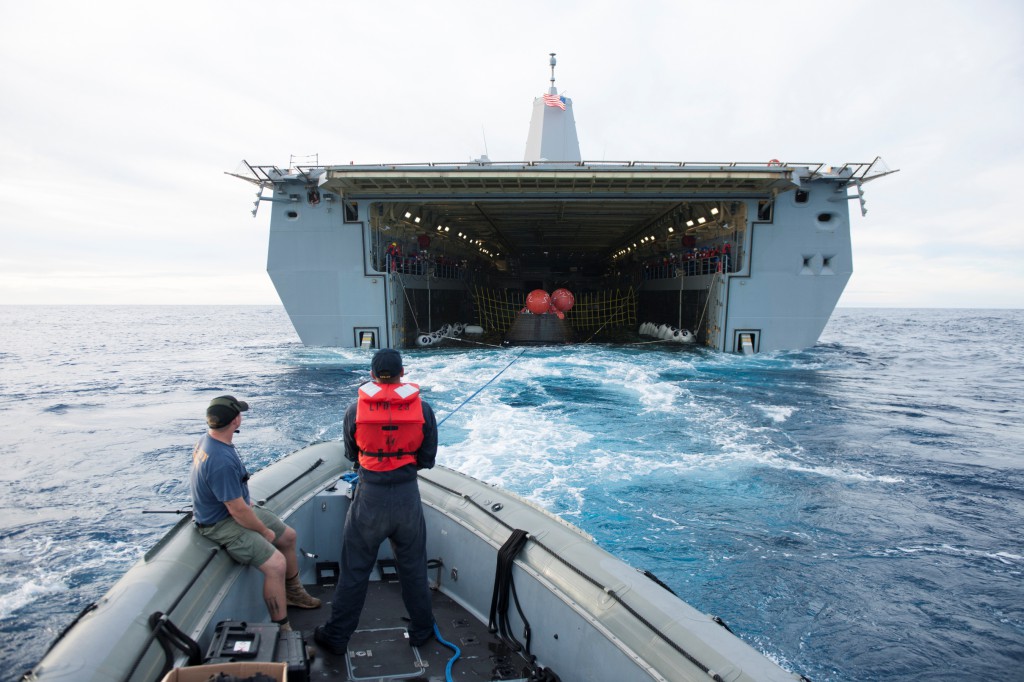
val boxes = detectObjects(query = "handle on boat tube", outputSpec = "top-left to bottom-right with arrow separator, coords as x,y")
262,457 -> 325,504
123,547 -> 220,682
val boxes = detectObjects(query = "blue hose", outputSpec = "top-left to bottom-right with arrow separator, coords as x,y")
433,622 -> 461,682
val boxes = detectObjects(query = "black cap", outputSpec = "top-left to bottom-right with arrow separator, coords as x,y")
371,348 -> 403,380
206,395 -> 249,428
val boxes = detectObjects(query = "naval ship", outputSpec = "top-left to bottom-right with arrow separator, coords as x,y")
231,56 -> 894,353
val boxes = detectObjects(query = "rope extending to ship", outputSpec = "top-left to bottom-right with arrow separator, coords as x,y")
439,334 -> 507,349
694,270 -> 720,341
437,349 -> 527,427
581,296 -> 633,343
394,274 -> 423,334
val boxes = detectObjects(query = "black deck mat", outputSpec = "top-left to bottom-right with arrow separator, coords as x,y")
288,582 -> 537,681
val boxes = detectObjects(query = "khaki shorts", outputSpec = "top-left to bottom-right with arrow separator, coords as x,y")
197,505 -> 286,567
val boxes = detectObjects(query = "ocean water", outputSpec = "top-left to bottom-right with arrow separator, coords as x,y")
1,306 -> 1022,681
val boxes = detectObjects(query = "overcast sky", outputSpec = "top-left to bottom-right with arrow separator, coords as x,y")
1,0 -> 1021,307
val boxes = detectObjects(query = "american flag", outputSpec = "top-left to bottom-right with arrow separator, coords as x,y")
542,93 -> 566,110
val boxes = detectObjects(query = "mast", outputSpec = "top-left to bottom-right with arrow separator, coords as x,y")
524,53 -> 581,162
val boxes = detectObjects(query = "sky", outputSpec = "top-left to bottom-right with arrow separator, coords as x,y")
1,0 -> 1022,308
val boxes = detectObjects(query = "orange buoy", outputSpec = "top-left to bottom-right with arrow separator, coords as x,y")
551,288 -> 575,312
525,289 -> 551,314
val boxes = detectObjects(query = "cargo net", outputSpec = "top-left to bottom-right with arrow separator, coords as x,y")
473,286 -> 637,334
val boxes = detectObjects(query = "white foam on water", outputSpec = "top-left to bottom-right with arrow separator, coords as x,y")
889,544 -> 1024,566
436,352 -> 898,490
438,391 -> 593,514
0,575 -> 67,620
756,405 -> 797,423
0,533 -> 145,621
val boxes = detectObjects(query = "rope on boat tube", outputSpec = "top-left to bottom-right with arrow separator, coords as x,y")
122,546 -> 220,682
146,611 -> 202,679
488,529 -> 533,657
420,476 -> 728,682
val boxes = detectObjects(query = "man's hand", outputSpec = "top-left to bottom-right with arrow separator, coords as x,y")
225,497 -> 274,541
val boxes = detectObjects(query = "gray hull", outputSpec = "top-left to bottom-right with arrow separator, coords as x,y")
243,160 -> 888,353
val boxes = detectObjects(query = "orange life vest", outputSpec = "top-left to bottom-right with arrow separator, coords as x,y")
354,382 -> 425,472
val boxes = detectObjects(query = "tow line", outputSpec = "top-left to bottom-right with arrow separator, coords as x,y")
437,349 -> 527,427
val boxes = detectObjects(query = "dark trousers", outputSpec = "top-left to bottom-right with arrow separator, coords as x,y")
321,479 -> 434,647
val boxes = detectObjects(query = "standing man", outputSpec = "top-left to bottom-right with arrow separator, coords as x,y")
190,396 -> 321,631
315,349 -> 438,655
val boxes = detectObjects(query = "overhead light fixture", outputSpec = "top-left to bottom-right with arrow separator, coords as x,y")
698,217 -> 706,224
444,226 -> 449,232
414,217 -> 421,223
668,226 -> 674,233
404,212 -> 412,218
686,220 -> 695,227
710,207 -> 720,215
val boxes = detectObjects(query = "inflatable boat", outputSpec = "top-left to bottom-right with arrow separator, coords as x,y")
24,442 -> 803,682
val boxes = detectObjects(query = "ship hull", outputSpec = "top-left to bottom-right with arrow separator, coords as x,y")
250,161 -> 867,353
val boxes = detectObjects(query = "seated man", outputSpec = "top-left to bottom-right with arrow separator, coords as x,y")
189,396 -> 321,630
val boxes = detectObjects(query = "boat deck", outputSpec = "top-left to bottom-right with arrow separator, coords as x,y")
291,582 -> 539,682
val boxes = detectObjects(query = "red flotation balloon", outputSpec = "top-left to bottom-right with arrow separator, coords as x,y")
551,288 -> 575,312
525,289 -> 551,314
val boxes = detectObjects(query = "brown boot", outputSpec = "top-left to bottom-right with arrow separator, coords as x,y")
285,574 -> 321,609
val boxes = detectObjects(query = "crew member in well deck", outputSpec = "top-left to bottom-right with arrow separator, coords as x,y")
315,349 -> 438,655
189,396 -> 321,631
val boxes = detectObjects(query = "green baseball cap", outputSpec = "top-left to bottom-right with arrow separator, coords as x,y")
206,395 -> 249,428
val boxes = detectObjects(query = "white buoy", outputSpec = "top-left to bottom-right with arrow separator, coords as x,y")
464,325 -> 484,335
416,334 -> 434,347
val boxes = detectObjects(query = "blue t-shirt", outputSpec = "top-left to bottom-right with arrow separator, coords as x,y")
189,434 -> 250,525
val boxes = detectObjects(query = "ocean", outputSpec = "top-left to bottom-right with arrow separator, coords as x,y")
1,306 -> 1022,681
